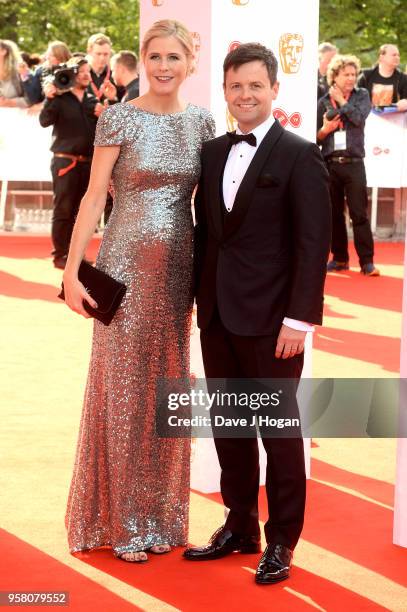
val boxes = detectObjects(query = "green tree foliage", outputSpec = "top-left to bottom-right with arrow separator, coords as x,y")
0,0 -> 139,55
1,0 -> 406,69
319,0 -> 407,68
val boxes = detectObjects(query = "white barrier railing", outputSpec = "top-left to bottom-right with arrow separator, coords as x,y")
1,107 -> 406,231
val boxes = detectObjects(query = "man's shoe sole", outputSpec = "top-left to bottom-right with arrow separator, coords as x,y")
255,574 -> 289,585
361,269 -> 380,276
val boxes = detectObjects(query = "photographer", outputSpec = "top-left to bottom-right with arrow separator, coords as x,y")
39,57 -> 102,269
317,54 -> 379,277
19,41 -> 71,106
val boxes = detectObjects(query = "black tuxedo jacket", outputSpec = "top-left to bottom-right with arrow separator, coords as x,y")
194,120 -> 331,336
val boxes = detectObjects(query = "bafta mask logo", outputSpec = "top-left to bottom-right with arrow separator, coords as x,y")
273,108 -> 302,128
191,32 -> 201,73
232,0 -> 250,4
228,41 -> 241,53
226,108 -> 238,132
152,0 -> 164,5
279,33 -> 304,74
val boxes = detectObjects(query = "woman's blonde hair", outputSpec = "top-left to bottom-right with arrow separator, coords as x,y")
0,39 -> 22,81
327,54 -> 361,86
141,19 -> 195,74
47,41 -> 71,64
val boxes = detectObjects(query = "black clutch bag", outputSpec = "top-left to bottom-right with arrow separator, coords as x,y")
58,260 -> 127,326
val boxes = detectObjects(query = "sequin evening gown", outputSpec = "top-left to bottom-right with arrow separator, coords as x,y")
65,103 -> 215,555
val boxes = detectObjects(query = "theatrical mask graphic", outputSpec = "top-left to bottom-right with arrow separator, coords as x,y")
232,0 -> 250,4
191,32 -> 201,72
151,0 -> 164,5
226,107 -> 238,132
279,33 -> 304,74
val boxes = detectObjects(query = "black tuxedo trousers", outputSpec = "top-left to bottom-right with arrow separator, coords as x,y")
201,308 -> 306,549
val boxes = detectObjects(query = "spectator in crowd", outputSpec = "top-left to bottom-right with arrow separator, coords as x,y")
20,52 -> 41,70
359,44 -> 407,110
317,54 -> 379,276
39,57 -> 102,269
87,33 -> 121,104
0,39 -> 27,108
318,42 -> 337,101
87,33 -> 120,226
111,51 -> 139,102
19,41 -> 71,106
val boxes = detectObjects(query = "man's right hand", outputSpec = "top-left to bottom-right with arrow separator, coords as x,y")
43,82 -> 58,99
317,112 -> 342,141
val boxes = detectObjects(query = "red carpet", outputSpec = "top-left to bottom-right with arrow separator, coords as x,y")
1,235 -> 406,610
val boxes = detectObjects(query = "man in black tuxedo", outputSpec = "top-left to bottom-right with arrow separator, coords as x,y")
183,43 -> 331,584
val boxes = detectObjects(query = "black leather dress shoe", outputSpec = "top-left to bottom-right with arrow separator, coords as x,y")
255,543 -> 293,584
183,526 -> 261,561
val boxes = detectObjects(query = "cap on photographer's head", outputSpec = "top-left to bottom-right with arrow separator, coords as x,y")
87,33 -> 112,73
223,42 -> 279,134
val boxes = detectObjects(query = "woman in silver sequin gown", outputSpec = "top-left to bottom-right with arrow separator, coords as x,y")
62,21 -> 215,562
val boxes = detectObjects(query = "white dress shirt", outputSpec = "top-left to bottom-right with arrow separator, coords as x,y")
222,114 -> 314,333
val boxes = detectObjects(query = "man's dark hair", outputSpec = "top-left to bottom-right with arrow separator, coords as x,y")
223,43 -> 278,85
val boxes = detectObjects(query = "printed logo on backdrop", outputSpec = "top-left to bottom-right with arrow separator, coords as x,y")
191,32 -> 201,74
279,34 -> 304,74
273,108 -> 302,128
151,0 -> 164,5
232,0 -> 250,5
373,146 -> 390,156
226,109 -> 238,132
228,41 -> 241,53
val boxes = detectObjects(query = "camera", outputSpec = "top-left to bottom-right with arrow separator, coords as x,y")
53,64 -> 78,89
43,63 -> 78,91
326,107 -> 340,121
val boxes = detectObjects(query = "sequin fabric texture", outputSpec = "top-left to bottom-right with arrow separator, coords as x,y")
65,103 -> 215,555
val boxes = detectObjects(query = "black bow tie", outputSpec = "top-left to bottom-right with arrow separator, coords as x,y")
227,131 -> 257,147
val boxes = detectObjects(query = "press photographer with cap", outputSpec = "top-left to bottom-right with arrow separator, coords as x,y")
317,54 -> 379,277
39,57 -> 103,269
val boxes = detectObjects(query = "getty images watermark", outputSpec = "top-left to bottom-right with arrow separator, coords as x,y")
155,378 -> 407,438
166,388 -> 299,430
156,378 -> 303,438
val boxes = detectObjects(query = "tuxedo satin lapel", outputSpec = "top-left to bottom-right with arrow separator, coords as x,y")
207,136 -> 232,240
223,120 -> 284,241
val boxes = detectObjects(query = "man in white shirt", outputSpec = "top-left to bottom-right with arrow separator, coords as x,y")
184,43 -> 331,585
